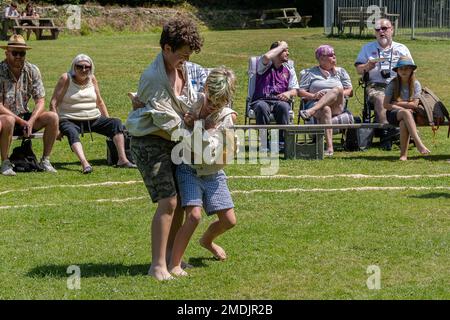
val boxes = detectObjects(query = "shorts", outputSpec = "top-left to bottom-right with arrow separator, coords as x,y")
13,112 -> 38,136
59,116 -> 123,147
130,134 -> 178,203
176,164 -> 234,216
386,110 -> 400,126
367,83 -> 387,105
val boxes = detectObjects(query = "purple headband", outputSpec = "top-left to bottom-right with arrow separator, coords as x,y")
315,45 -> 335,60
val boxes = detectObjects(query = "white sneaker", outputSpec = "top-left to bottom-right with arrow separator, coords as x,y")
1,159 -> 16,176
40,158 -> 57,173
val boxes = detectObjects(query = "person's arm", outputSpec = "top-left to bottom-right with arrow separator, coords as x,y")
393,99 -> 419,110
92,76 -> 109,117
277,88 -> 298,102
261,41 -> 288,65
49,73 -> 69,113
355,60 -> 377,75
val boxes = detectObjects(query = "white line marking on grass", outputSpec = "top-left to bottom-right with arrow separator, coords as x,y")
231,186 -> 450,194
1,174 -> 449,196
0,196 -> 148,210
0,180 -> 142,196
227,174 -> 450,179
1,187 -> 449,211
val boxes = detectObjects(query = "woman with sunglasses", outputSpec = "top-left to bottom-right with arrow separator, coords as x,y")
298,44 -> 353,156
50,54 -> 136,173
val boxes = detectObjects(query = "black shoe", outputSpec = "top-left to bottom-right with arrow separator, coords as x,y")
380,139 -> 392,151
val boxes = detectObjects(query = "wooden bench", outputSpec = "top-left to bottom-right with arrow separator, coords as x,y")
251,8 -> 303,29
336,6 -> 400,36
12,132 -> 43,141
12,18 -> 63,40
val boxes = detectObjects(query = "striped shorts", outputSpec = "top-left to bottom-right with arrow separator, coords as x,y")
176,164 -> 234,215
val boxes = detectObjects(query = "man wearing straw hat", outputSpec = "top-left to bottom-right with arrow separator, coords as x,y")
0,34 -> 58,176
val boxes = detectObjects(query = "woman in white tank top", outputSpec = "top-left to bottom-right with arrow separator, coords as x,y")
49,54 -> 136,173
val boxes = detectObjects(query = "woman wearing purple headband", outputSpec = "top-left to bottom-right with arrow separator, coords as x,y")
298,45 -> 353,156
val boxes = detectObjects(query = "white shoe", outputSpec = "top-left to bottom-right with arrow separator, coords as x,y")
1,159 -> 16,176
40,158 -> 57,173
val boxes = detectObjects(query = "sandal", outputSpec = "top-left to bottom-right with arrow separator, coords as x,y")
82,165 -> 93,174
299,110 -> 311,121
116,161 -> 137,168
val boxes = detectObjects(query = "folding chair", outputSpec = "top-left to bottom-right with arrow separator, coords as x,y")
297,68 -> 354,131
245,56 -> 295,124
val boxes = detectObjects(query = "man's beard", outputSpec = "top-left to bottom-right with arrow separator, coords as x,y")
378,37 -> 391,48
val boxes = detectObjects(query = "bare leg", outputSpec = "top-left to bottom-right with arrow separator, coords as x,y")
314,107 -> 334,154
374,95 -> 388,124
0,115 -> 14,161
112,133 -> 130,165
306,87 -> 344,118
149,196 -> 177,281
199,208 -> 236,261
166,201 -> 185,264
71,142 -> 90,170
399,121 -> 409,161
396,110 -> 430,155
33,111 -> 58,158
169,206 -> 202,277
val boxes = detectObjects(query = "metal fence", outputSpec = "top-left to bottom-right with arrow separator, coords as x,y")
324,0 -> 450,39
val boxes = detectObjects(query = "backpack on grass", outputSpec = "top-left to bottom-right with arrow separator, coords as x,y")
9,139 -> 43,172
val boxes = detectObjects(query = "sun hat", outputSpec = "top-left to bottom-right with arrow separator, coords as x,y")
0,34 -> 32,50
393,56 -> 417,72
315,45 -> 335,60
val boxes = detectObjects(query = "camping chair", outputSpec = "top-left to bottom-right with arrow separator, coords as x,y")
245,56 -> 295,124
297,68 -> 354,148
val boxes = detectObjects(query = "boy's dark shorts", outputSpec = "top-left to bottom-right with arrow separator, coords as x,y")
130,134 -> 178,203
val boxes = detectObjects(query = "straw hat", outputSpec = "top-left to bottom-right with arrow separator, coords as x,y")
0,35 -> 32,50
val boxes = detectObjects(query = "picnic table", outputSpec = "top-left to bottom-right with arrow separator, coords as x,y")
250,8 -> 311,29
336,6 -> 400,36
10,17 -> 63,40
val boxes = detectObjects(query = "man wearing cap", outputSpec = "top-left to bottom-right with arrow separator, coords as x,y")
0,34 -> 58,176
250,40 -> 299,151
355,18 -> 412,150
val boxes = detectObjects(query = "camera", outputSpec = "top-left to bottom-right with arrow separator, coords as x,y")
380,69 -> 391,79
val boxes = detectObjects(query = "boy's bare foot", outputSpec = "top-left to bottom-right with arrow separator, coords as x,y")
148,265 -> 174,281
169,266 -> 189,277
199,238 -> 227,261
399,156 -> 408,161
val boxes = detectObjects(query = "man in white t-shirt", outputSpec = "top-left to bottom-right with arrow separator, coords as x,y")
355,18 -> 411,150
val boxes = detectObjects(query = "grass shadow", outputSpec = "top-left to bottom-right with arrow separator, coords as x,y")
409,192 -> 450,199
52,159 -> 112,172
187,257 -> 217,268
27,263 -> 149,278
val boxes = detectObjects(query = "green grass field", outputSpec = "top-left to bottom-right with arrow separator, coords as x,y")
0,28 -> 449,300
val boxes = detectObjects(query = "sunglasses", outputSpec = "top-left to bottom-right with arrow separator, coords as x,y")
375,26 -> 391,32
10,51 -> 26,57
75,64 -> 92,71
323,52 -> 336,57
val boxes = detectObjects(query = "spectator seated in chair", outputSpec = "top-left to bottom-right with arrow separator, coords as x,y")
354,18 -> 412,150
0,34 -> 58,176
383,57 -> 430,161
249,40 -> 299,151
298,45 -> 353,157
49,54 -> 136,174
